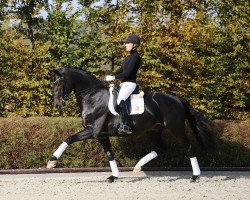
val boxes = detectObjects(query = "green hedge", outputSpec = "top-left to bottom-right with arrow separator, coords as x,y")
0,117 -> 249,169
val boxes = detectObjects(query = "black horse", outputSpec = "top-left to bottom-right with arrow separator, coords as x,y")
47,67 -> 214,182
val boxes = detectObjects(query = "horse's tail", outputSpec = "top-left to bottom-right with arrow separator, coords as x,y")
179,98 -> 215,151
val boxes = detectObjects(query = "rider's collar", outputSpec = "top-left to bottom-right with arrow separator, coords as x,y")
129,49 -> 137,54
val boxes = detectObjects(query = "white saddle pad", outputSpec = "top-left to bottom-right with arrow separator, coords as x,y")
108,84 -> 145,116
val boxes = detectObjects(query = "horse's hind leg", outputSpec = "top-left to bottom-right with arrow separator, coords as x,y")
167,121 -> 201,182
133,151 -> 158,173
98,136 -> 119,183
133,132 -> 164,173
188,144 -> 201,182
46,126 -> 93,168
176,128 -> 201,181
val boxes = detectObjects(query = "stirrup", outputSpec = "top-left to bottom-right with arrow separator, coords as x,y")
118,124 -> 132,134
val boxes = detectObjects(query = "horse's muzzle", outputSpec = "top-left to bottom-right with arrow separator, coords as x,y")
54,97 -> 64,107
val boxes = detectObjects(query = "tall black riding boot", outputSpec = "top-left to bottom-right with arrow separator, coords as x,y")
118,100 -> 132,134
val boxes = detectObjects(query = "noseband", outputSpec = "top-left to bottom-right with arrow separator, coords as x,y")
54,76 -> 68,102
54,75 -> 104,103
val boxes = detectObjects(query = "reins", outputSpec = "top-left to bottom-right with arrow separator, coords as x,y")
53,67 -> 107,102
74,84 -> 106,98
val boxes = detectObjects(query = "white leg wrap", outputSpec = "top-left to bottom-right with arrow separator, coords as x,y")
109,160 -> 119,177
135,151 -> 158,168
53,142 -> 68,159
190,157 -> 201,176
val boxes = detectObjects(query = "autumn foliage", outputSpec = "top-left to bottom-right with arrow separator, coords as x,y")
0,0 -> 249,119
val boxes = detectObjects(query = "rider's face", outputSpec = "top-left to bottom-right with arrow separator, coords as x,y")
125,43 -> 134,51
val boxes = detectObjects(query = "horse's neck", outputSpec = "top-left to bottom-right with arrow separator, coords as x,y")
69,75 -> 107,110
76,87 -> 109,113
72,73 -> 99,93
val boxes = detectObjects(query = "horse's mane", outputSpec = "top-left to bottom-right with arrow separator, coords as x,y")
63,67 -> 104,85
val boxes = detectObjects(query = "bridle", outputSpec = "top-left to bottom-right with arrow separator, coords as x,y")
53,77 -> 63,84
54,75 -> 105,103
53,76 -> 68,103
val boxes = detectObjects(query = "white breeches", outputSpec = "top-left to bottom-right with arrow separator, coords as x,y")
117,82 -> 136,105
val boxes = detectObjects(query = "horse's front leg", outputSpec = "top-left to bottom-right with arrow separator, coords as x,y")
46,126 -> 93,168
98,136 -> 119,183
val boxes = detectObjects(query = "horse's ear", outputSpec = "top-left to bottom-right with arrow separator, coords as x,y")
53,69 -> 62,77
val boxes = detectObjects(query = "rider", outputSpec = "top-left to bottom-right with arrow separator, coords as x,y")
105,34 -> 141,134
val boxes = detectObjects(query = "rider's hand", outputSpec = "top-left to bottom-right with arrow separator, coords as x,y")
105,75 -> 115,81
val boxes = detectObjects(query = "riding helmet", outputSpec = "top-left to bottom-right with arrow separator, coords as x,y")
123,34 -> 141,46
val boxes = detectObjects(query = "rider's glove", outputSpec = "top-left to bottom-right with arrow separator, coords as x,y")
105,75 -> 115,81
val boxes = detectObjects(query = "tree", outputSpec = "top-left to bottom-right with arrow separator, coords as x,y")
0,0 -> 249,119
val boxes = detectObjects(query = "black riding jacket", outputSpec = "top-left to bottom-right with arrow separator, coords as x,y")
114,50 -> 141,83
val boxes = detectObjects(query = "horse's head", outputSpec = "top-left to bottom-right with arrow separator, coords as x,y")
52,67 -> 105,108
52,68 -> 73,107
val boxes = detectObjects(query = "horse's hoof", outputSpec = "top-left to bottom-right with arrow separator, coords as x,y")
46,160 -> 57,168
133,167 -> 142,173
190,175 -> 199,182
106,175 -> 118,183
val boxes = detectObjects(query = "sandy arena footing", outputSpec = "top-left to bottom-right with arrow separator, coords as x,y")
0,171 -> 249,200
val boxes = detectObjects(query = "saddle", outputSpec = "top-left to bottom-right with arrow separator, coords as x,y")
108,84 -> 145,116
